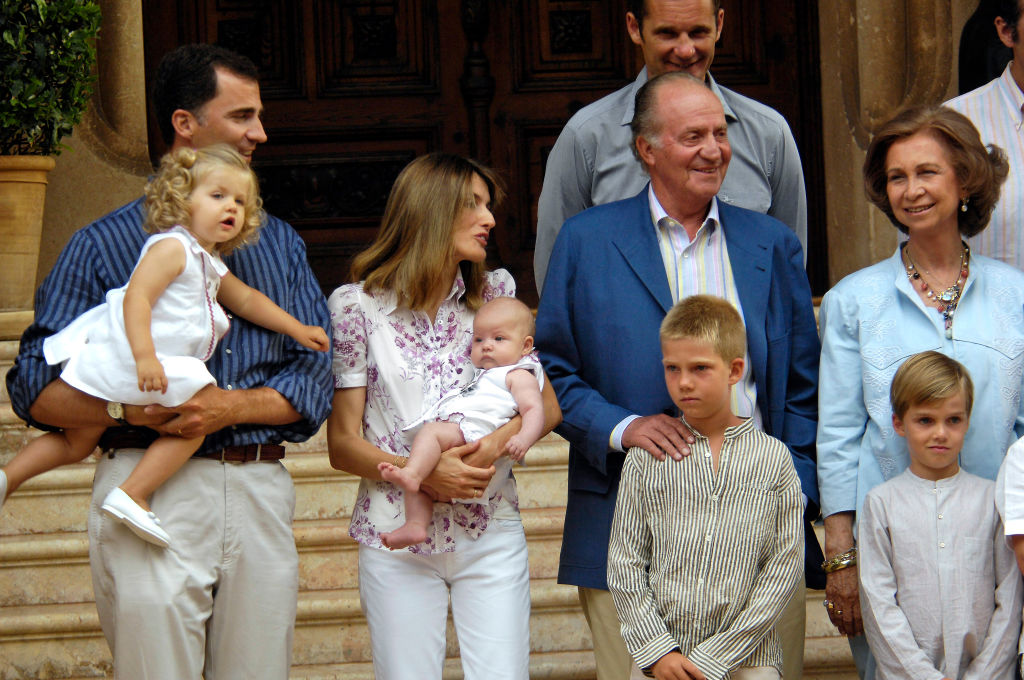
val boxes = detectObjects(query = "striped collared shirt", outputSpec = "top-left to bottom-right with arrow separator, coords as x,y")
650,187 -> 762,428
6,197 -> 333,452
607,418 -> 803,680
946,63 -> 1024,269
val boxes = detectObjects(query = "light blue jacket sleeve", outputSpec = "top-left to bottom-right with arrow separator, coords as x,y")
816,287 -> 867,518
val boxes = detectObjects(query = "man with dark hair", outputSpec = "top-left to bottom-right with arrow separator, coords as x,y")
536,71 -> 820,680
946,0 -> 1024,270
534,0 -> 807,293
6,43 -> 332,679
151,43 -> 260,147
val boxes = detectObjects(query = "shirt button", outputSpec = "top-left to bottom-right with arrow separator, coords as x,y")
939,542 -> 946,548
225,348 -> 232,354
226,385 -> 233,390
932,489 -> 938,494
711,494 -> 719,502
704,452 -> 711,458
705,533 -> 712,541
937,514 -> 943,519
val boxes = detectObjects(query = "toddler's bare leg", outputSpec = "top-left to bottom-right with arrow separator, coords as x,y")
378,421 -> 466,493
2,426 -> 104,499
99,435 -> 203,548
118,435 -> 204,510
380,488 -> 433,550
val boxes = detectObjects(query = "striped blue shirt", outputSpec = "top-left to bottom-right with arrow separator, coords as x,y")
946,63 -> 1024,269
6,197 -> 333,453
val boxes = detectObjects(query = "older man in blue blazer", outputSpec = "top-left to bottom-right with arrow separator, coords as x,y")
535,71 -> 821,680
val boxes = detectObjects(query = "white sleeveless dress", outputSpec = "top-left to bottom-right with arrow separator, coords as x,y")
43,226 -> 229,406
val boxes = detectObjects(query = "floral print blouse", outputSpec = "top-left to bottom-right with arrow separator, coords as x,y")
329,269 -> 518,553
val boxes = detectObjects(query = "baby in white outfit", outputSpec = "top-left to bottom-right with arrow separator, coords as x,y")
378,297 -> 545,549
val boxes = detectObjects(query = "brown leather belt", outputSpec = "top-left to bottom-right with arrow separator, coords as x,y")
193,444 -> 284,463
100,428 -> 284,463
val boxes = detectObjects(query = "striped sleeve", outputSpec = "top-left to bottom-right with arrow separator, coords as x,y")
6,200 -> 146,429
607,449 -> 679,671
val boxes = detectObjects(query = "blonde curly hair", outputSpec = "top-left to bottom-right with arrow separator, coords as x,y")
144,144 -> 264,254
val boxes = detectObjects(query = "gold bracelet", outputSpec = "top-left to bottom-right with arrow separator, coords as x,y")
822,547 -> 857,573
392,454 -> 406,469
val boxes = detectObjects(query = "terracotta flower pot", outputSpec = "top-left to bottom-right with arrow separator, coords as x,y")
0,155 -> 56,337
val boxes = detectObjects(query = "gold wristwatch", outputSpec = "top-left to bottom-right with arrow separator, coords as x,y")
106,401 -> 129,426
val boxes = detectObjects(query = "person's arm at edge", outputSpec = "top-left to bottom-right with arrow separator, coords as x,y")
858,492 -> 947,680
961,505 -> 1024,680
687,461 -> 803,680
607,450 -> 680,674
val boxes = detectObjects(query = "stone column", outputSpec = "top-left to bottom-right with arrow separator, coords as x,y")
819,0 -> 976,284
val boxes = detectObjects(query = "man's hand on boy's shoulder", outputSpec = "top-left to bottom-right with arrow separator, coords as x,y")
623,414 -> 694,461
650,650 -> 706,680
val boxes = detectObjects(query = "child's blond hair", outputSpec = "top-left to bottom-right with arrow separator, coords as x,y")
144,144 -> 264,255
890,351 -> 974,419
659,295 -> 745,363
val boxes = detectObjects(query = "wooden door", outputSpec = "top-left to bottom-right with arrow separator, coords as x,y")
143,1 -> 826,302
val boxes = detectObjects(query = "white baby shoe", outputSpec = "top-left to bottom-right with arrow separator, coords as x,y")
101,487 -> 171,548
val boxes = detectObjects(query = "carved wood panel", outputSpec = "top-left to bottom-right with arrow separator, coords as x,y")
143,0 -> 826,301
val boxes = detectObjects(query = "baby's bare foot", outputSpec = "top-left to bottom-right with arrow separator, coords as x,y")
380,523 -> 428,550
378,461 -> 420,493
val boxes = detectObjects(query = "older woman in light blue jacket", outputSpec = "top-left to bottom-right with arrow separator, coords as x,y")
817,104 -> 1024,679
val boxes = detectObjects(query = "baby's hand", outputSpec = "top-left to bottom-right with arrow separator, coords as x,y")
296,325 -> 330,351
136,357 -> 168,393
505,435 -> 530,462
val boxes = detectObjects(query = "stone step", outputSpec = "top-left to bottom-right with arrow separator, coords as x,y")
289,649 -> 598,679
0,579 -> 591,679
0,431 -> 570,535
1,507 -> 567,608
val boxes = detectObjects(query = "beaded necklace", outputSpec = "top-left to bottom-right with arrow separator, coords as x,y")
902,241 -> 969,339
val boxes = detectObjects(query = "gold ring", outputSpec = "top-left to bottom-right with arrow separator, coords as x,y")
823,599 -> 834,611
475,489 -> 482,498
836,609 -> 843,616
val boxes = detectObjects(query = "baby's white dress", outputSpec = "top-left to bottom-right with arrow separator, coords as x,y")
43,226 -> 229,407
405,355 -> 544,503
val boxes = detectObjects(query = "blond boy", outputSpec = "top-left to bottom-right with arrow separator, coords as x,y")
860,351 -> 1021,679
607,295 -> 802,680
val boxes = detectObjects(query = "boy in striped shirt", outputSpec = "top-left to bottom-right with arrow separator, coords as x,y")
608,295 -> 803,680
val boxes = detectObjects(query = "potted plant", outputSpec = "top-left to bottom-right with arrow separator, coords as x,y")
0,0 -> 101,336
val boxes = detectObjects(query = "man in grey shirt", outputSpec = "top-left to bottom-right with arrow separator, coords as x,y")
534,0 -> 807,292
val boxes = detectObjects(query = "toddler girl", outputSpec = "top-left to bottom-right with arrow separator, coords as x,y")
0,144 -> 328,547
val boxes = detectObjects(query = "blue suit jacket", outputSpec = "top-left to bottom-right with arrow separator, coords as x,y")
536,188 -> 821,590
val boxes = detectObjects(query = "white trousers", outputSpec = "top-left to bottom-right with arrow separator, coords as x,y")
89,450 -> 299,680
358,517 -> 531,680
